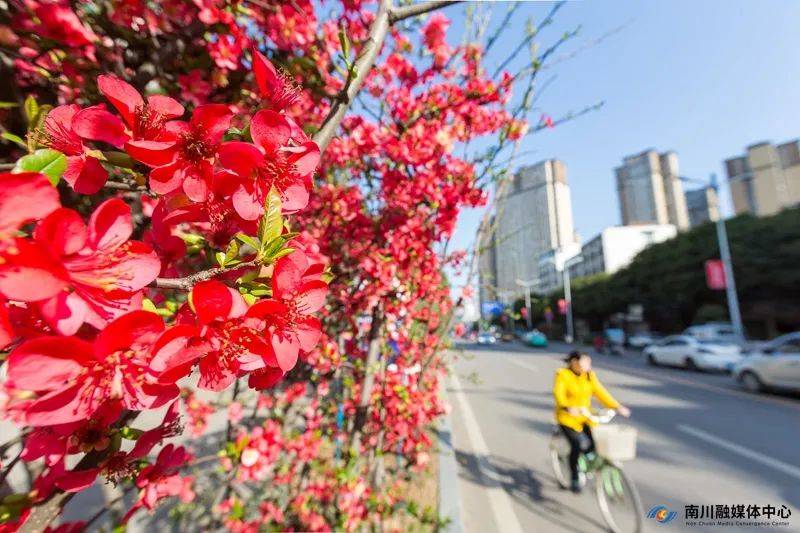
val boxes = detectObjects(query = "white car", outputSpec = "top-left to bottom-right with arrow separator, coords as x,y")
627,333 -> 660,349
733,332 -> 800,393
644,335 -> 743,372
477,332 -> 497,345
683,323 -> 740,344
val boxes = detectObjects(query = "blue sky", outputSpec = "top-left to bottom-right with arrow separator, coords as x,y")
444,0 -> 800,269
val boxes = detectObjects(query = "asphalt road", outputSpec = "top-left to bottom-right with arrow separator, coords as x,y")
448,340 -> 800,533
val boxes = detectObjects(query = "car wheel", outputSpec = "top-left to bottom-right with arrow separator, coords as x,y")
685,358 -> 699,371
647,354 -> 658,366
739,371 -> 763,393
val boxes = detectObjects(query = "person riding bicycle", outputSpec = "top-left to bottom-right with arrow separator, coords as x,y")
553,351 -> 631,493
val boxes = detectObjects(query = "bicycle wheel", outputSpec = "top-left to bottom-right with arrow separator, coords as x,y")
549,432 -> 571,489
595,463 -> 643,533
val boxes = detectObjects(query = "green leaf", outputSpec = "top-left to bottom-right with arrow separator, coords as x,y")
1,132 -> 26,149
215,251 -> 227,267
235,232 -> 260,251
258,188 -> 283,246
224,239 -> 240,263
23,95 -> 38,123
13,149 -> 67,185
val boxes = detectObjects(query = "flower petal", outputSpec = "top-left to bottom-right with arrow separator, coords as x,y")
146,95 -> 185,120
272,256 -> 302,300
295,315 -> 322,352
295,280 -> 328,314
7,336 -> 92,391
34,208 -> 87,257
271,330 -> 299,372
0,172 -> 60,235
72,105 -> 129,148
232,185 -> 262,221
97,75 -> 143,125
63,155 -> 109,195
248,366 -> 284,390
218,141 -> 262,178
190,104 -> 232,144
93,310 -> 164,357
191,280 -> 232,324
87,198 -> 132,250
0,239 -> 68,301
250,109 -> 290,153
125,140 -> 177,167
39,292 -> 89,336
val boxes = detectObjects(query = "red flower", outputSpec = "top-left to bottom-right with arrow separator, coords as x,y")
0,199 -> 161,334
0,172 -> 60,242
252,49 -> 300,110
5,310 -> 178,426
34,4 -> 97,48
128,444 -> 194,516
126,104 -> 232,202
73,75 -> 184,149
152,280 -> 278,391
42,105 -> 108,194
246,252 -> 327,373
218,109 -> 319,219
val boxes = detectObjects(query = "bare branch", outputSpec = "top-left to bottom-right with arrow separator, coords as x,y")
389,1 -> 461,24
152,260 -> 259,290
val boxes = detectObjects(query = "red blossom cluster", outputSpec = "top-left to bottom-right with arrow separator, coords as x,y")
0,0 -> 534,530
0,45 -> 327,528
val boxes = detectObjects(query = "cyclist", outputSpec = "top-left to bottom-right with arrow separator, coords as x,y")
553,351 -> 630,493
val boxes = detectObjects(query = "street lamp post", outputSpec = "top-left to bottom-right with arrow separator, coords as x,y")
709,173 -> 745,341
682,174 -> 745,342
562,255 -> 583,344
515,278 -> 538,331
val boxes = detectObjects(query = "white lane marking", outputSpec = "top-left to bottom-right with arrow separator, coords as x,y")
505,357 -> 537,372
678,425 -> 800,481
450,373 -> 524,533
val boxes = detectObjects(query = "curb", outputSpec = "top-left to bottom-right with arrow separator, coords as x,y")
438,384 -> 464,533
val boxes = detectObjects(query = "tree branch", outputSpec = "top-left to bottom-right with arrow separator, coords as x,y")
313,0 -> 460,154
152,260 -> 259,290
389,1 -> 461,24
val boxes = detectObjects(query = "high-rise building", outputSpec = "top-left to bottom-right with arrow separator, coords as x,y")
488,159 -> 579,301
477,216 -> 498,313
724,139 -> 800,217
615,150 -> 690,230
685,186 -> 719,227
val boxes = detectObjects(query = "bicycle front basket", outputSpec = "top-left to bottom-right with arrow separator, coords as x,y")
593,425 -> 637,461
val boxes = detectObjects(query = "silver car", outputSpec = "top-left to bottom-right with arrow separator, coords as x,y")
733,332 -> 800,393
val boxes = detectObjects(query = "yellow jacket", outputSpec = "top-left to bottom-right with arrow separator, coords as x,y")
553,367 -> 620,431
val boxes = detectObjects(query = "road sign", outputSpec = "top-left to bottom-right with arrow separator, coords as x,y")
481,301 -> 504,317
705,259 -> 726,290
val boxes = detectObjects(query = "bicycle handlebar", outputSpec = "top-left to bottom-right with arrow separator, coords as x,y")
573,407 -> 617,424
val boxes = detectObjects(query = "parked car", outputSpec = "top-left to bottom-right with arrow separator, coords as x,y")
477,332 -> 497,345
523,330 -> 548,348
644,335 -> 743,372
683,323 -> 739,344
627,332 -> 660,349
732,332 -> 800,393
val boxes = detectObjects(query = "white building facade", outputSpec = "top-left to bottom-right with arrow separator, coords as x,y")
568,224 -> 678,280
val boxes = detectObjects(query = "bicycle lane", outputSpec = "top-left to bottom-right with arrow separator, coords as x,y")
449,343 -> 800,533
449,344 -> 622,533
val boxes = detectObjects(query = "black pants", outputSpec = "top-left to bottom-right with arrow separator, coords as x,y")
560,425 -> 595,482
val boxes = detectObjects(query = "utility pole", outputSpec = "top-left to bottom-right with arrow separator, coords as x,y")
562,255 -> 583,344
710,173 -> 745,341
516,278 -> 538,330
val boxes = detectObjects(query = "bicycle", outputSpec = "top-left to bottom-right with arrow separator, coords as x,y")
549,408 -> 643,533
